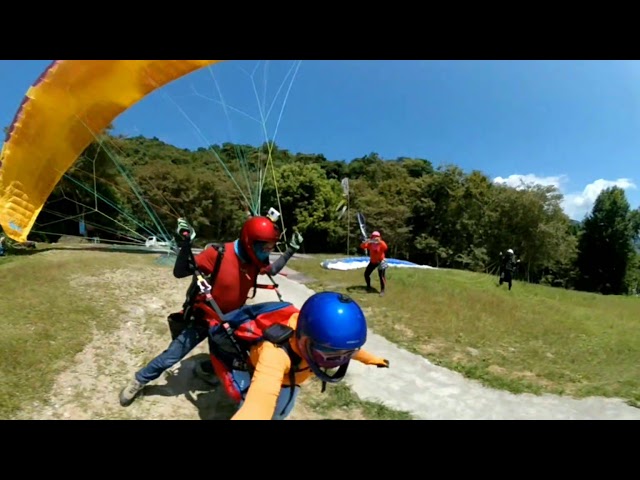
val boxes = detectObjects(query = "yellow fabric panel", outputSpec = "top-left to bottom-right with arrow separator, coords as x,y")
0,60 -> 222,242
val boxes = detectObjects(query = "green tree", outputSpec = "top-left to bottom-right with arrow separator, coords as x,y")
575,186 -> 636,295
261,162 -> 345,253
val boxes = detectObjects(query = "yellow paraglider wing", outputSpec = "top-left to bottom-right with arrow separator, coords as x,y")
0,60 -> 223,242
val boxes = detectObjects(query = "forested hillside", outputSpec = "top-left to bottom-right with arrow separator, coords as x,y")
25,133 -> 640,296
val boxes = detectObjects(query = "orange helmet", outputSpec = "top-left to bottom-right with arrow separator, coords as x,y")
239,216 -> 280,266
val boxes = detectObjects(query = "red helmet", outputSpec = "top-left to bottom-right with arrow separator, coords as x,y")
239,216 -> 281,266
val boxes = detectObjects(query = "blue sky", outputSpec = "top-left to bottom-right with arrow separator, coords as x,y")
1,59 -> 639,221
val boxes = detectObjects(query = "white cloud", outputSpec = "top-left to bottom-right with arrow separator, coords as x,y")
493,174 -> 637,221
493,174 -> 568,190
561,178 -> 636,220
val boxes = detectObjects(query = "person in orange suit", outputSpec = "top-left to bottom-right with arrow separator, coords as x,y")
360,231 -> 388,296
218,291 -> 389,420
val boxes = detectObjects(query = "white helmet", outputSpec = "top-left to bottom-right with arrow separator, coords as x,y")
507,249 -> 514,254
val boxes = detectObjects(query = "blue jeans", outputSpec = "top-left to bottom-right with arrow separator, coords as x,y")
231,370 -> 300,420
135,324 -> 208,384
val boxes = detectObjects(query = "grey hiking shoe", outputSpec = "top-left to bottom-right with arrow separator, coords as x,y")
194,360 -> 219,386
119,377 -> 145,407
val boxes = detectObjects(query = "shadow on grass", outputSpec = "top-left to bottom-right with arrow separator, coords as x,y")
141,352 -> 238,420
346,285 -> 379,294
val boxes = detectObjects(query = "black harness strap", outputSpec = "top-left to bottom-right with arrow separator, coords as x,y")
181,243 -> 225,321
250,271 -> 284,301
183,241 -> 248,364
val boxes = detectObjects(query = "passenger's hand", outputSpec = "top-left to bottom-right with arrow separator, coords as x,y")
376,359 -> 390,368
175,218 -> 196,244
289,231 -> 303,251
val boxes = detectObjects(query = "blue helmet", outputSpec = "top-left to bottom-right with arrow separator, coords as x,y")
296,292 -> 368,383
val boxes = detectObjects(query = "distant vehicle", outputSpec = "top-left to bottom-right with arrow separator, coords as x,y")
144,236 -> 172,249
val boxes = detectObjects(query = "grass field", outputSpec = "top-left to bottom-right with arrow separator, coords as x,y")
288,254 -> 640,407
0,249 -> 411,420
2,247 -> 638,418
0,250 -> 134,417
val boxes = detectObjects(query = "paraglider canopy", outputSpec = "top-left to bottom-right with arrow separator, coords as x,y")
0,60 -> 223,243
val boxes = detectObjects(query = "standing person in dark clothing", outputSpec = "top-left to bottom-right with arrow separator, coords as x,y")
498,248 -> 519,291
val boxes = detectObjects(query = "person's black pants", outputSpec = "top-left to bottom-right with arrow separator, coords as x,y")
499,270 -> 513,290
365,262 -> 386,292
